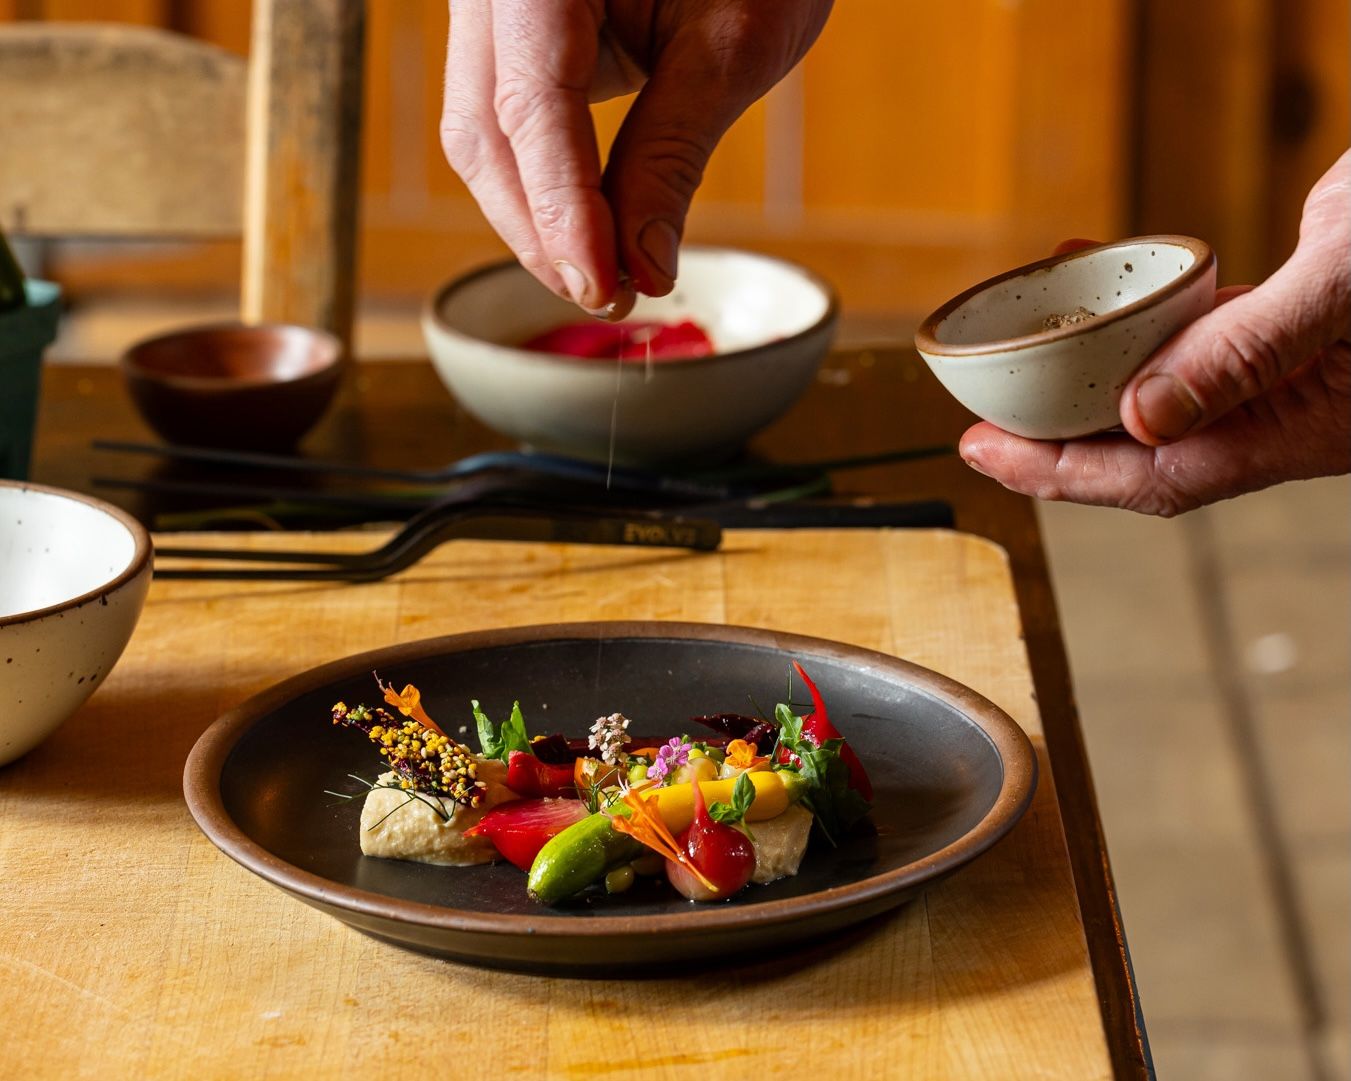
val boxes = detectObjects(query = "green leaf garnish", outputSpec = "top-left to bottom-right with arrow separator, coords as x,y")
708,771 -> 757,825
472,699 -> 532,761
773,703 -> 871,845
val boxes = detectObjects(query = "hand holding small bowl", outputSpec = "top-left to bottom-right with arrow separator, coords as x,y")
914,235 -> 1217,442
918,153 -> 1351,517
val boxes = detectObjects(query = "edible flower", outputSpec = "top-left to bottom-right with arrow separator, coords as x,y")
332,701 -> 484,807
587,712 -> 632,766
724,739 -> 764,771
377,675 -> 445,737
645,737 -> 691,783
610,787 -> 717,893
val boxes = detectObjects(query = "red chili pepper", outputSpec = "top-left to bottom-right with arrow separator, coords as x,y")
789,661 -> 874,802
506,750 -> 577,798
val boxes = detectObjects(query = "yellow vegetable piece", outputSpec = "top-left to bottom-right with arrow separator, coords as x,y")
641,771 -> 802,835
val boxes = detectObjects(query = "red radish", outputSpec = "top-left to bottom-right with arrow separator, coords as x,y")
665,780 -> 756,902
506,750 -> 577,798
465,798 -> 589,871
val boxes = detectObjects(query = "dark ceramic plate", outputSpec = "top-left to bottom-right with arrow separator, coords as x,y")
184,622 -> 1037,974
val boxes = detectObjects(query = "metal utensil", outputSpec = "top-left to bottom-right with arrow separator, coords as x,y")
153,500 -> 721,582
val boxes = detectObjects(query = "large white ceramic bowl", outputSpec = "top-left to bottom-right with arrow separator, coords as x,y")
914,235 -> 1216,440
0,482 -> 153,765
422,246 -> 838,465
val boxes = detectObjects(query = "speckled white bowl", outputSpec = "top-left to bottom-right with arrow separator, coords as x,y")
914,236 -> 1216,440
0,482 -> 152,765
422,246 -> 838,465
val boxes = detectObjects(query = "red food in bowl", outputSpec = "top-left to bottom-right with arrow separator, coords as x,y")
522,319 -> 714,361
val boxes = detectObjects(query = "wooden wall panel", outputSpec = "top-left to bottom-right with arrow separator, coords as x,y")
1007,0 -> 1134,256
1135,0 -> 1277,285
36,0 -> 165,22
801,0 -> 1019,219
1267,0 -> 1351,267
174,0 -> 247,53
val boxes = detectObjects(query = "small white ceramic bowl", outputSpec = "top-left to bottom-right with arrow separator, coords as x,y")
914,235 -> 1216,440
0,482 -> 153,765
422,246 -> 838,465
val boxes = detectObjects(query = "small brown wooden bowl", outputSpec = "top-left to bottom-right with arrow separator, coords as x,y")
120,323 -> 344,450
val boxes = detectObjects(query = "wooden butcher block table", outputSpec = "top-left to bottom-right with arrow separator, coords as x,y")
12,352 -> 1150,1078
2,527 -> 1108,1079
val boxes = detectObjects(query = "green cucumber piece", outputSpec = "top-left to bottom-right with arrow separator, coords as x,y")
526,813 -> 642,904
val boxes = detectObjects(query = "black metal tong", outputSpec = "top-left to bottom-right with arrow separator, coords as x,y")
153,499 -> 722,581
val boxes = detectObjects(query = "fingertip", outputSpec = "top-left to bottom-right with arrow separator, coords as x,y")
586,276 -> 637,322
1117,381 -> 1163,446
959,422 -> 1014,477
552,260 -> 595,308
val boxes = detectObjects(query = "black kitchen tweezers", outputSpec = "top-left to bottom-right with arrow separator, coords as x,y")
153,502 -> 721,582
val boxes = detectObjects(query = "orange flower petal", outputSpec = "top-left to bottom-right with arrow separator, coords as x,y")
611,789 -> 717,892
380,680 -> 446,736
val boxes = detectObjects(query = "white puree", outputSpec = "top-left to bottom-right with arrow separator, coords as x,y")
359,758 -> 513,865
749,803 -> 813,884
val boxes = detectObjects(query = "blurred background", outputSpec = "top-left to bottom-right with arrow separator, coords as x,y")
7,0 -> 1346,357
2,2 -> 1346,1079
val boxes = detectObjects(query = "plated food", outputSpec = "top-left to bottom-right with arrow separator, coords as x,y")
329,662 -> 872,906
183,622 -> 1036,972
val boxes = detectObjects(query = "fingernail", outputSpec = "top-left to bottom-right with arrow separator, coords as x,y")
588,278 -> 637,323
638,220 -> 679,286
962,455 -> 992,478
1135,374 -> 1202,441
553,260 -> 592,307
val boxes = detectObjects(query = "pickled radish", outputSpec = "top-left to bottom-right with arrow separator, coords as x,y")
465,798 -> 589,871
521,319 -> 713,360
665,769 -> 756,901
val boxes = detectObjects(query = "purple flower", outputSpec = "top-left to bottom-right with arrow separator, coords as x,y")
646,737 -> 691,783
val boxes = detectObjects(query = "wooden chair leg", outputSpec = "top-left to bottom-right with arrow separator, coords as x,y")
242,0 -> 364,352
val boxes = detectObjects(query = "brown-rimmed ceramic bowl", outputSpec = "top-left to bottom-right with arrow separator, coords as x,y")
914,235 -> 1216,439
121,322 -> 344,450
0,480 -> 152,765
183,621 -> 1036,974
421,248 -> 839,466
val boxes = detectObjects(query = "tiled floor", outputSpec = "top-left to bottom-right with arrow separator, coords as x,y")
1042,478 -> 1350,1081
43,295 -> 1351,1080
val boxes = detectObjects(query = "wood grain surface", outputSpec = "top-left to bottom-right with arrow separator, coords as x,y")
0,528 -> 1112,1079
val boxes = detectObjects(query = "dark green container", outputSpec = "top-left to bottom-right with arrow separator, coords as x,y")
0,280 -> 61,480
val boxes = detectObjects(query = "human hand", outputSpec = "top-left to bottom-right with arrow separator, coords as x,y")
959,150 -> 1351,516
441,0 -> 832,317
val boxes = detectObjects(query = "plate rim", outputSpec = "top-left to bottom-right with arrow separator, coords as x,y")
183,620 -> 1038,939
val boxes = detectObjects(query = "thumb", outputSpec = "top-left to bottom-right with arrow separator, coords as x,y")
1123,155 -> 1351,445
601,42 -> 760,296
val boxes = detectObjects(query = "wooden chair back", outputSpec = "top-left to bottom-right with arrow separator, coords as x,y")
0,0 -> 363,347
